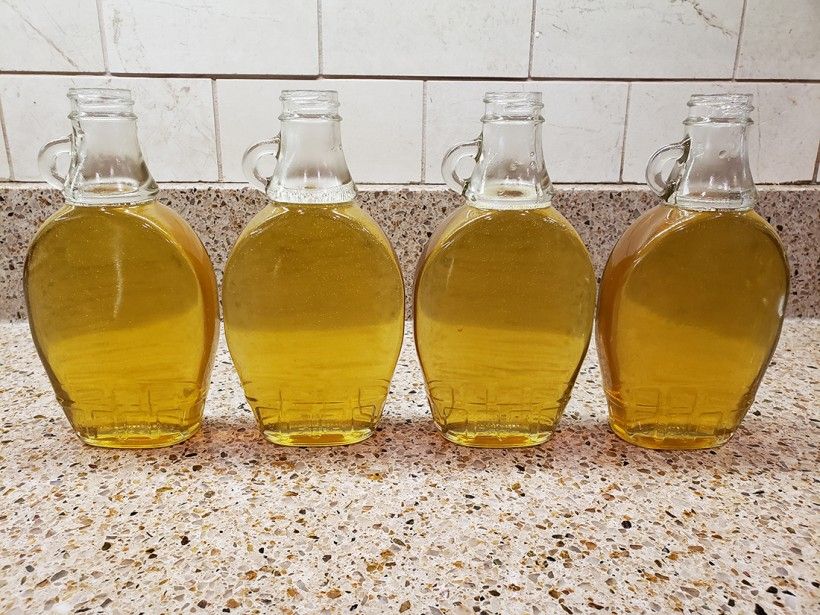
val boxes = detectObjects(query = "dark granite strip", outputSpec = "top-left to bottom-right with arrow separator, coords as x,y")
1,187 -> 817,320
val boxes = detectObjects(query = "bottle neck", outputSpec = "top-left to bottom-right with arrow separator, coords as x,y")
465,120 -> 554,209
65,115 -> 158,205
672,122 -> 757,211
265,118 -> 356,203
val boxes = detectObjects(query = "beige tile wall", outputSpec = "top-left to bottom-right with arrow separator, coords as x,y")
0,0 -> 817,184
425,81 -> 629,183
216,79 -> 423,183
622,82 -> 820,183
1,75 -> 217,181
532,0 -> 745,79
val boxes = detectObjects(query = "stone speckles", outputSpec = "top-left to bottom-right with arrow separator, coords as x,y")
0,320 -> 817,612
1,186 -> 817,321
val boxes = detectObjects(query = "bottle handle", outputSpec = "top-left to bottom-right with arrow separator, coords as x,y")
645,137 -> 690,199
242,136 -> 281,193
37,137 -> 71,189
441,137 -> 481,194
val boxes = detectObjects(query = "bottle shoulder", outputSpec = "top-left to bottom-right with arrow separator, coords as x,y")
134,201 -> 210,253
26,201 -> 214,279
31,200 -> 192,237
421,204 -> 590,261
28,203 -> 76,244
226,201 -> 402,288
24,201 -> 218,327
603,205 -> 789,283
222,201 -> 404,318
233,201 -> 394,252
415,203 -> 595,303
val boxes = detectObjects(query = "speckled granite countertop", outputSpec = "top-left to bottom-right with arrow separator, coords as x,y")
2,186 -> 818,319
0,320 -> 817,614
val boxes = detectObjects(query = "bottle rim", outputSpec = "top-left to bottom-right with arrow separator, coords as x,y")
280,89 -> 341,121
67,88 -> 136,119
482,91 -> 544,123
685,93 -> 754,125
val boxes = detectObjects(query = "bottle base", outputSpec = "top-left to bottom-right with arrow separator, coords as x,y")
261,427 -> 375,447
75,421 -> 201,449
609,420 -> 735,450
437,427 -> 553,449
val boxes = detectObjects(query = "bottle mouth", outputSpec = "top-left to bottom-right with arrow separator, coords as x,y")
685,93 -> 753,125
482,91 -> 544,122
280,90 -> 341,120
68,88 -> 136,119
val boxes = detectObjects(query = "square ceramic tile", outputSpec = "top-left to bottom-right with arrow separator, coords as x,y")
622,82 -> 734,183
623,82 -> 820,184
1,76 -> 218,182
101,0 -> 318,74
736,0 -> 820,79
532,0 -> 743,78
322,0 -> 531,77
217,79 -> 423,184
754,84 -> 820,183
425,81 -> 628,184
0,0 -> 104,72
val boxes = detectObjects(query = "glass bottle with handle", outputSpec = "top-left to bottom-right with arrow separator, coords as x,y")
596,93 -> 789,449
223,90 -> 404,446
25,88 -> 219,448
414,91 -> 596,448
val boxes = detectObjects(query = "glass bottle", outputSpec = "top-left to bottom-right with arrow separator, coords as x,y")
223,90 -> 404,446
596,94 -> 789,450
414,91 -> 596,448
25,88 -> 219,448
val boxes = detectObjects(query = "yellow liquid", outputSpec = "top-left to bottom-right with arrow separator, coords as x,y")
222,202 -> 404,446
596,205 -> 789,449
24,201 -> 219,448
414,204 -> 596,448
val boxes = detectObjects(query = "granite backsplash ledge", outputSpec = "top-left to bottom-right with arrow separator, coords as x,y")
1,186 -> 817,320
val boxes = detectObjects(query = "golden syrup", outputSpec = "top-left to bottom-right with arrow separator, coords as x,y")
222,202 -> 404,446
414,204 -> 596,448
24,201 -> 219,448
596,205 -> 789,449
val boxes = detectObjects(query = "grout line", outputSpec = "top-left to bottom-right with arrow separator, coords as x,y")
317,0 -> 323,75
619,83 -> 632,182
211,80 -> 223,181
527,0 -> 537,78
420,81 -> 428,183
0,97 -> 14,180
95,0 -> 111,75
813,141 -> 820,183
0,70 -> 817,84
732,0 -> 749,80
0,70 -> 108,77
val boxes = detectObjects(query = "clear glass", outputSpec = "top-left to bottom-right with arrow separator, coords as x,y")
25,88 -> 219,448
242,90 -> 355,204
441,91 -> 555,208
597,93 -> 789,450
415,91 -> 595,448
38,88 -> 159,205
645,93 -> 757,210
224,90 -> 404,446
